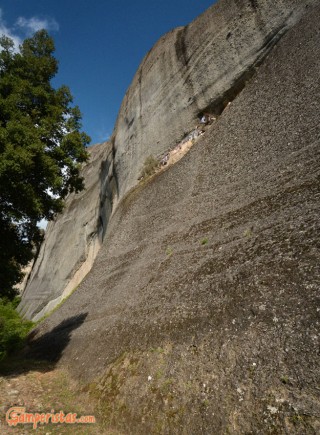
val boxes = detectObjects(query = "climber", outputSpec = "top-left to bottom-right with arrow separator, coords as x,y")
161,153 -> 169,165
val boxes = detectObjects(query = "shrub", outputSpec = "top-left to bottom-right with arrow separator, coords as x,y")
140,155 -> 159,179
0,297 -> 34,361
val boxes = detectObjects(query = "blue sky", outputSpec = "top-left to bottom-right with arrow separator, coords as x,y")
0,0 -> 216,145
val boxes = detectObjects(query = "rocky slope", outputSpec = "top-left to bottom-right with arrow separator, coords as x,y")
19,0 -> 319,321
26,2 -> 320,433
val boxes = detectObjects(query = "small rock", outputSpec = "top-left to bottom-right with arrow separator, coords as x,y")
267,405 -> 278,414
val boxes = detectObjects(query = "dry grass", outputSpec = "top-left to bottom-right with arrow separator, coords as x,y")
0,358 -> 121,434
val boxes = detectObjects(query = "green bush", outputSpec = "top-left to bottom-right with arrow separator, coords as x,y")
0,297 -> 34,361
140,155 -> 159,179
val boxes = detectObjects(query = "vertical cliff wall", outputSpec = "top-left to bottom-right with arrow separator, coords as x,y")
112,0 -> 318,198
27,3 -> 320,432
19,0 -> 318,320
19,142 -> 115,321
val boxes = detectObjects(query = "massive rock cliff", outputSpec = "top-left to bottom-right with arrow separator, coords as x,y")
25,1 -> 320,433
19,142 -> 115,321
19,0 -> 319,320
112,0 -> 318,198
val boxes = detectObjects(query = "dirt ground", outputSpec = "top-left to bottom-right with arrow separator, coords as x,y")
0,359 -> 120,434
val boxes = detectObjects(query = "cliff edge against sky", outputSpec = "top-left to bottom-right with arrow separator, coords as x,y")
20,0 -> 318,321
19,1 -> 320,433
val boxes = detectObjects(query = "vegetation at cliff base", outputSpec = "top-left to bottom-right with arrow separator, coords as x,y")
0,30 -> 90,299
0,297 -> 33,361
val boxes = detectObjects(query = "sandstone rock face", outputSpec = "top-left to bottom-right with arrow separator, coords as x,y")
28,3 -> 320,433
20,0 -> 317,321
19,142 -> 115,321
112,0 -> 318,199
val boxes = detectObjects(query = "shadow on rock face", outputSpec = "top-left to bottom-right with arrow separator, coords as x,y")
25,313 -> 88,363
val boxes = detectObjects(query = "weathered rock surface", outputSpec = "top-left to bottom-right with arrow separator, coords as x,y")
27,2 -> 320,433
20,0 -> 318,322
19,142 -> 115,321
112,0 -> 318,198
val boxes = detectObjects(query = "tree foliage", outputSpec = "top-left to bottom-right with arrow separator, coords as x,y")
0,30 -> 90,299
0,297 -> 33,361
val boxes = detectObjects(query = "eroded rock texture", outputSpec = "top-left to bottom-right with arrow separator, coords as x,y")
27,2 -> 320,433
19,142 -> 115,320
20,0 -> 318,321
112,0 -> 318,198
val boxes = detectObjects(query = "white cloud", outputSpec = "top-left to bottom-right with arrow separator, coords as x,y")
0,8 -> 22,51
16,16 -> 59,34
0,8 -> 59,52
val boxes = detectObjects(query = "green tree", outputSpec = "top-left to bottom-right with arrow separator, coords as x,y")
0,30 -> 90,299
